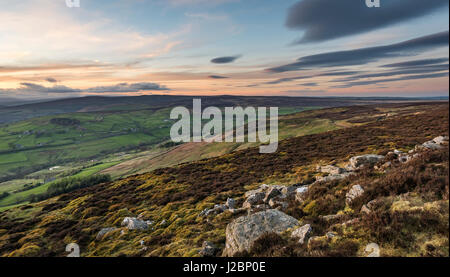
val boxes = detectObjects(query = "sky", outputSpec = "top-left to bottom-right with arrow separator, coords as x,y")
0,0 -> 449,100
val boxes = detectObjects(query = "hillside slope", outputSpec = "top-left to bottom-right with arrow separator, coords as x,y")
0,103 -> 448,257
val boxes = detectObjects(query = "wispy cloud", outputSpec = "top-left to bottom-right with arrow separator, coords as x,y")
208,75 -> 229,79
333,72 -> 449,88
211,55 -> 242,64
267,31 -> 449,73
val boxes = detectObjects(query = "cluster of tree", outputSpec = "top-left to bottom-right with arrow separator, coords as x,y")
50,118 -> 81,126
0,191 -> 10,200
29,174 -> 111,203
14,183 -> 43,193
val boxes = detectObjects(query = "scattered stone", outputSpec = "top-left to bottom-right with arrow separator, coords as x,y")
317,165 -> 346,175
244,184 -> 269,198
307,236 -> 328,250
326,232 -> 337,239
96,227 -> 117,240
315,173 -> 351,183
226,198 -> 236,209
199,241 -> 219,257
291,224 -> 312,244
121,217 -> 148,230
361,205 -> 371,214
295,186 -> 309,203
421,141 -> 443,150
281,185 -> 297,196
223,209 -> 299,256
433,136 -> 449,145
398,154 -> 410,163
342,218 -> 360,226
228,208 -> 247,214
349,154 -> 385,170
346,185 -> 365,205
418,136 -> 448,151
322,214 -> 345,223
242,192 -> 265,209
263,186 -> 282,203
268,198 -> 288,209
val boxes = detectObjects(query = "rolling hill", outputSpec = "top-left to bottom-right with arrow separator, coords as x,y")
0,102 -> 447,257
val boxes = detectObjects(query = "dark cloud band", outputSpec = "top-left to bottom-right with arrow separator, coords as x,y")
286,0 -> 449,43
210,55 -> 241,64
267,31 -> 449,73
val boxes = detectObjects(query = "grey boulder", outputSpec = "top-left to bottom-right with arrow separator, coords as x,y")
223,209 -> 299,256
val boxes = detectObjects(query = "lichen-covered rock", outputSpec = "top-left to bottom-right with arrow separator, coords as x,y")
268,198 -> 288,209
242,192 -> 265,209
295,186 -> 309,203
433,136 -> 449,145
264,186 -> 282,203
291,224 -> 312,244
96,227 -> 117,240
346,185 -> 365,205
199,241 -> 219,257
421,141 -> 443,150
281,185 -> 297,196
349,154 -> 384,169
418,136 -> 449,150
244,184 -> 269,198
121,217 -> 148,230
361,204 -> 371,214
317,165 -> 346,175
226,198 -> 236,209
315,173 -> 351,183
223,209 -> 299,256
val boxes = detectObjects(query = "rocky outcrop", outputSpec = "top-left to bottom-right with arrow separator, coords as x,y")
199,198 -> 237,217
417,136 -> 449,150
291,224 -> 312,244
223,209 -> 299,256
346,185 -> 365,205
241,184 -> 298,212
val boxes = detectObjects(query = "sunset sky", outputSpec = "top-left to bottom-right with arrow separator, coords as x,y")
0,0 -> 449,100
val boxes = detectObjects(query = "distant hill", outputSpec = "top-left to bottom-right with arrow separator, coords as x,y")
0,95 -> 440,125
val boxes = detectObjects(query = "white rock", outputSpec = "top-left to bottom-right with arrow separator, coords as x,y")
295,186 -> 309,203
291,224 -> 312,244
121,217 -> 148,230
433,136 -> 449,144
346,185 -> 365,205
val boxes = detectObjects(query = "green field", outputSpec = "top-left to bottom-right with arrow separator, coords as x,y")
0,105 -> 316,210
